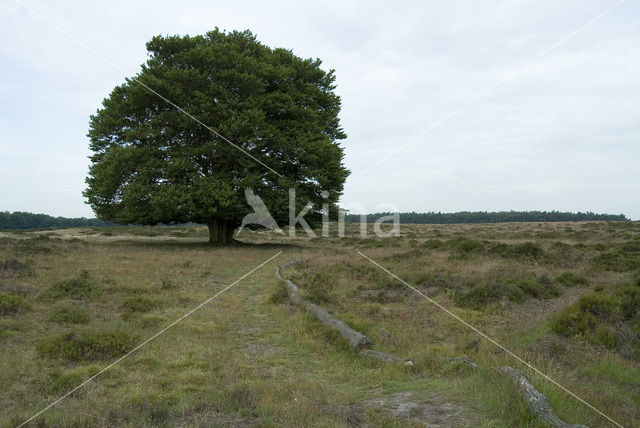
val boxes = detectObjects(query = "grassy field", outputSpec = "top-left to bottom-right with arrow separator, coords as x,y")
0,221 -> 639,427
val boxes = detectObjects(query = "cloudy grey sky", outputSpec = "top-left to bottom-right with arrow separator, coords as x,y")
1,0 -> 639,219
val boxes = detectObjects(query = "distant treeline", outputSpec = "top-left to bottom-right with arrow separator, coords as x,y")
345,211 -> 629,224
1,210 -> 630,230
0,211 -> 115,230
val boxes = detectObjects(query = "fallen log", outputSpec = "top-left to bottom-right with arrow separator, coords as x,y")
500,366 -> 588,428
275,263 -> 370,351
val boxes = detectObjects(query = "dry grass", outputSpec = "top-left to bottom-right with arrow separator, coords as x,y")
0,221 -> 638,427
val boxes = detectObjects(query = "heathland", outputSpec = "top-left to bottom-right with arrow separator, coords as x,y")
1,221 -> 639,427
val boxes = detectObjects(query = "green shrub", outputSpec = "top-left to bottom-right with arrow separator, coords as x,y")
454,274 -> 560,308
556,272 -> 589,287
0,293 -> 30,316
552,306 -> 597,337
620,287 -> 640,320
520,276 -> 561,299
37,329 -> 136,362
449,238 -> 485,254
577,294 -> 618,319
11,237 -> 54,255
551,287 -> 640,356
421,239 -> 445,250
49,304 -> 89,324
0,259 -> 33,278
120,297 -> 158,313
454,282 -> 526,308
593,251 -> 638,272
45,270 -> 95,299
306,286 -> 335,305
633,271 -> 640,287
620,242 -> 640,253
510,242 -> 545,259
269,284 -> 289,304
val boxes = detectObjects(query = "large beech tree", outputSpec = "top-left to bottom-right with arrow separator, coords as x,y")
84,29 -> 348,243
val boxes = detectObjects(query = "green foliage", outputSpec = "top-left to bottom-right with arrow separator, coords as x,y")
448,238 -> 485,254
509,242 -> 545,259
556,272 -> 589,287
0,258 -> 32,278
620,241 -> 640,253
49,304 -> 89,324
306,286 -> 336,305
120,297 -> 158,313
44,270 -> 95,299
552,286 -> 640,359
592,251 -> 639,272
37,330 -> 136,362
269,283 -> 289,304
487,242 -> 545,260
84,29 -> 349,243
421,239 -> 445,249
446,239 -> 545,260
0,293 -> 30,316
11,236 -> 54,255
454,274 -> 560,308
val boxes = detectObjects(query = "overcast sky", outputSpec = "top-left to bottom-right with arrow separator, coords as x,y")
1,0 -> 639,219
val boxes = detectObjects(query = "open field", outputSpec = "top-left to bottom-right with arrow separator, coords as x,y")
1,221 -> 639,427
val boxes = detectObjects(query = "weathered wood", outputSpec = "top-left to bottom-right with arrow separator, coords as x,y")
501,366 -> 588,428
275,263 -> 370,351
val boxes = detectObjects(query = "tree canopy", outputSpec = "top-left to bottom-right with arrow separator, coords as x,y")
84,29 -> 349,243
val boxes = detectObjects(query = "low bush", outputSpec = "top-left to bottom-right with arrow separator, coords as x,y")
421,239 -> 445,250
510,242 -> 545,259
269,284 -> 289,304
488,242 -> 546,260
454,274 -> 560,308
556,272 -> 589,287
120,297 -> 158,313
620,241 -> 640,254
552,286 -> 640,359
44,270 -> 95,299
0,259 -> 33,278
306,285 -> 336,305
593,251 -> 638,272
448,238 -> 485,254
0,293 -> 30,316
454,282 -> 526,308
11,235 -> 54,255
37,329 -> 136,362
49,304 -> 89,324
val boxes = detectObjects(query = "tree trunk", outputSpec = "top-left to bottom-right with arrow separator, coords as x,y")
207,219 -> 237,245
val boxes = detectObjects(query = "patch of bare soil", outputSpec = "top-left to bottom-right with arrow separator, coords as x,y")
353,391 -> 475,427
